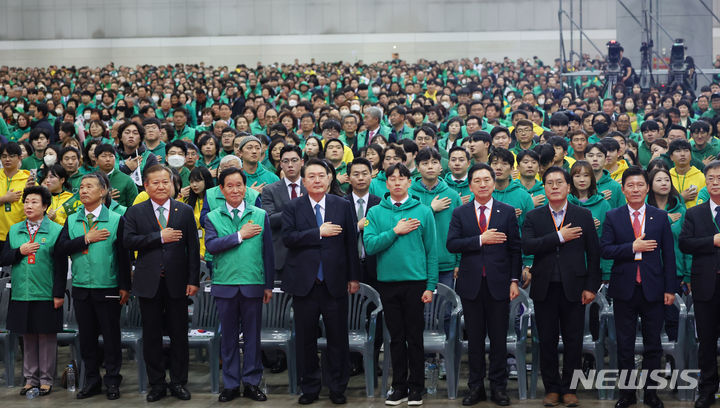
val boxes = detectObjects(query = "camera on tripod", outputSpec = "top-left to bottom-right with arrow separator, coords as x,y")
669,39 -> 687,74
606,40 -> 623,75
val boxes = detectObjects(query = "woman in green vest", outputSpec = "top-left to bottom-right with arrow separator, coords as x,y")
1,186 -> 66,396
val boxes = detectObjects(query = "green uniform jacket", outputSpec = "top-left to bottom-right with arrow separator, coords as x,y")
4,217 -> 66,301
147,141 -> 167,164
197,155 -> 221,170
245,165 -> 280,187
409,180 -> 462,272
568,194 -> 613,280
21,154 -> 43,171
696,186 -> 710,205
364,196 -> 439,291
387,125 -> 414,142
369,171 -> 389,198
637,141 -> 653,168
444,174 -> 471,200
108,170 -> 139,208
492,179 -> 534,228
173,125 -> 196,142
61,205 -> 131,290
691,138 -> 720,166
660,197 -> 690,282
597,170 -> 626,209
520,179 -> 546,207
206,204 -> 268,285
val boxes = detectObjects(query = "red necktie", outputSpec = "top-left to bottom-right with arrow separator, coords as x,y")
290,183 -> 298,199
632,210 -> 642,284
478,205 -> 487,277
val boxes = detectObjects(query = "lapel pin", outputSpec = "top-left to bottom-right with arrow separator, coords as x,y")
649,216 -> 653,220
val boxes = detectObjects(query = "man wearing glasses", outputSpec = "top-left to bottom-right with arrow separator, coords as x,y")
510,119 -> 537,155
321,120 -> 354,164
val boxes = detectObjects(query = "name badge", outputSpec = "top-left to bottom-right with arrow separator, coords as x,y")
4,203 -> 11,212
198,229 -> 203,238
27,253 -> 35,264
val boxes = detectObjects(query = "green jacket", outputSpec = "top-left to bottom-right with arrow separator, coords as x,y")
369,171 -> 389,198
568,193 -> 613,280
697,186 -> 710,205
444,173 -> 471,200
204,185 -> 260,211
6,217 -> 64,301
660,197 -> 690,282
245,165 -> 280,187
364,196 -> 439,291
637,140 -> 653,168
66,206 -> 126,289
108,170 -> 138,208
147,141 -> 167,164
21,154 -> 43,171
197,155 -> 221,170
596,170 -> 626,209
492,179 -> 534,228
387,125 -> 414,142
691,137 -> 720,165
519,179 -> 546,207
409,180 -> 462,272
207,204 -> 267,285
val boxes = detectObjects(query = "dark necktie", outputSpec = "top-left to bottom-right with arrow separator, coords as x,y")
394,202 -> 402,207
714,207 -> 720,230
290,183 -> 298,199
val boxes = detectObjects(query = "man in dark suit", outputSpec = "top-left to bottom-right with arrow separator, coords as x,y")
679,160 -> 720,408
204,168 -> 274,403
261,144 -> 306,282
281,158 -> 361,405
522,166 -> 600,407
447,163 -> 521,406
345,157 -> 382,376
601,166 -> 676,408
123,164 -> 200,402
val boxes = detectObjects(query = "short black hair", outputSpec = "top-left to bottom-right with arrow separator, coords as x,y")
347,157 -> 372,174
488,147 -> 515,167
385,163 -> 411,179
301,158 -> 331,178
23,185 -> 52,210
533,144 -> 556,167
399,138 -> 419,155
542,166 -> 571,184
549,112 -> 569,126
490,126 -> 510,140
60,146 -> 80,160
29,128 -> 51,142
689,120 -> 711,133
640,120 -> 660,132
621,165 -> 649,186
668,139 -> 692,155
93,143 -> 116,157
467,163 -> 495,181
585,143 -> 607,156
321,119 -> 342,132
218,167 -> 246,186
517,149 -> 540,163
165,140 -> 188,155
142,164 -> 173,183
413,125 -> 436,140
467,131 -> 492,144
547,136 -> 568,152
383,145 -> 407,163
142,117 -> 162,129
448,145 -> 471,161
415,147 -> 442,165
118,120 -> 145,141
280,144 -> 303,159
599,138 -> 620,153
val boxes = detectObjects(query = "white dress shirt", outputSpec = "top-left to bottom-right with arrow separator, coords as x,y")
391,196 -> 409,207
84,205 -> 102,220
152,199 -> 171,243
352,192 -> 370,220
550,201 -> 568,244
284,177 -> 301,199
227,201 -> 246,243
309,195 -> 327,238
474,198 -> 493,247
628,204 -> 646,260
710,198 -> 720,225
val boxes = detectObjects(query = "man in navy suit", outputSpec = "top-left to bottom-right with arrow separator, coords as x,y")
281,158 -> 361,405
204,168 -> 275,403
447,163 -> 521,406
123,165 -> 200,402
601,166 -> 676,408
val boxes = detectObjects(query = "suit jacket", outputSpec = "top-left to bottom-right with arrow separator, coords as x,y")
345,192 -> 381,283
123,198 -> 200,299
679,202 -> 720,302
261,179 -> 307,270
281,194 -> 360,298
601,204 -> 676,302
447,200 -> 522,301
522,202 -> 601,302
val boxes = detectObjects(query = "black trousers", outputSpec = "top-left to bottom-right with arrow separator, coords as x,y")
138,280 -> 189,389
692,277 -> 720,396
462,277 -> 509,390
613,284 -> 664,398
378,280 -> 425,393
293,282 -> 349,395
74,292 -> 123,387
534,282 -> 584,395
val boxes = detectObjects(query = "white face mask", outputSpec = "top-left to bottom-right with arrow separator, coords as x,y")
441,101 -> 451,109
167,154 -> 186,168
17,103 -> 24,110
472,94 -> 482,101
340,109 -> 350,116
288,99 -> 298,107
538,97 -> 546,105
350,104 -> 361,112
372,87 -> 381,94
152,95 -> 160,103
45,93 -> 52,100
55,108 -> 63,116
44,155 -> 57,166
95,94 -> 102,100
83,111 -> 91,120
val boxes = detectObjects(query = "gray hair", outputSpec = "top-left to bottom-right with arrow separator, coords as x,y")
219,154 -> 242,169
366,106 -> 383,121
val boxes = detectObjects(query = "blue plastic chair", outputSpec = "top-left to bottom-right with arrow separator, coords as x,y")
381,283 -> 463,399
261,287 -> 297,394
0,277 -> 18,387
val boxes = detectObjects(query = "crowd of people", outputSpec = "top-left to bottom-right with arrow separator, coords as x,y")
1,52 -> 720,408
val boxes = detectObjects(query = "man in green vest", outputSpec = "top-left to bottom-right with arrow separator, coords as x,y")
199,155 -> 261,228
204,167 -> 274,403
57,172 -> 131,400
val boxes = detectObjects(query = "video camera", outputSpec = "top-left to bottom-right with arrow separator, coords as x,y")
606,40 -> 623,74
669,39 -> 687,73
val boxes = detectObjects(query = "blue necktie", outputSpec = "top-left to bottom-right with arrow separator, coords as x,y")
315,203 -> 324,281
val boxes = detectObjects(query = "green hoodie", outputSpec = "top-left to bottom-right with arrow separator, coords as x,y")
369,171 -> 389,198
519,179 -> 546,207
492,179 -> 534,228
691,137 -> 720,165
364,195 -> 439,291
409,179 -> 462,272
444,173 -> 471,200
656,196 -> 690,282
568,193 -> 613,280
596,169 -> 626,209
696,186 -> 710,205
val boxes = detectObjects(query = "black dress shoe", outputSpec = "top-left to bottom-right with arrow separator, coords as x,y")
462,386 -> 487,406
330,392 -> 347,404
615,396 -> 637,408
270,358 -> 287,374
19,385 -> 36,396
168,383 -> 191,400
76,383 -> 102,399
491,389 -> 511,406
106,384 -> 120,400
299,393 -> 319,404
243,384 -> 267,401
218,387 -> 241,403
644,393 -> 664,408
696,394 -> 716,408
146,387 -> 167,402
38,385 -> 52,396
